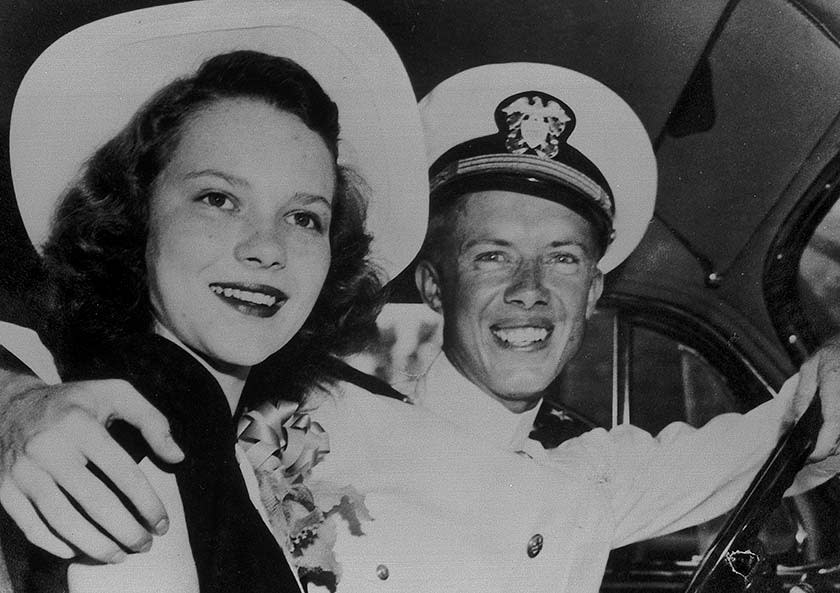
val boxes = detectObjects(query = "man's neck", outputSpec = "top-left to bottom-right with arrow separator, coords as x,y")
442,350 -> 542,414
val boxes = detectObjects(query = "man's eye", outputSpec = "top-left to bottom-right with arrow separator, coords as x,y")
546,252 -> 580,266
199,192 -> 236,211
475,252 -> 507,263
285,211 -> 323,231
474,252 -> 511,269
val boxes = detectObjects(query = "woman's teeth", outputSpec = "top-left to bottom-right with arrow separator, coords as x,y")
492,326 -> 549,347
211,285 -> 277,307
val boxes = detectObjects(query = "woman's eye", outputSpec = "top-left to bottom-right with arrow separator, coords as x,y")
285,211 -> 323,231
199,192 -> 236,211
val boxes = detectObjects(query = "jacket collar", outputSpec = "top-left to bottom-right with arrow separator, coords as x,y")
412,352 -> 542,452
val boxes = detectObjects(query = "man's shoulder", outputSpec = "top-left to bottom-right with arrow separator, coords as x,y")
530,399 -> 600,449
304,358 -> 420,426
321,357 -> 412,404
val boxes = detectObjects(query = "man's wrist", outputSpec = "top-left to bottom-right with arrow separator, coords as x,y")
0,346 -> 45,403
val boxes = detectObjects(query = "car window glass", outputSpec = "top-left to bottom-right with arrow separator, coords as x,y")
547,310 -> 737,433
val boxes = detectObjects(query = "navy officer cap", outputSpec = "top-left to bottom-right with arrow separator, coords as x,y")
421,63 -> 657,272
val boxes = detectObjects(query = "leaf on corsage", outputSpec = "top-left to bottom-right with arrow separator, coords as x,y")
297,513 -> 341,592
255,467 -> 296,542
310,481 -> 374,536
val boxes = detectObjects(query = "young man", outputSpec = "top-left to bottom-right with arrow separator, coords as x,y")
3,59 -> 840,592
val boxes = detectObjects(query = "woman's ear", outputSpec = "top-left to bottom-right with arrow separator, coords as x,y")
415,260 -> 444,314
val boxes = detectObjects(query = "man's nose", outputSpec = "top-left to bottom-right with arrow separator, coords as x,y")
234,223 -> 287,270
504,261 -> 549,308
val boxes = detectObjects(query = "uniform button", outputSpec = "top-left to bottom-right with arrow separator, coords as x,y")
376,564 -> 390,580
527,533 -> 544,558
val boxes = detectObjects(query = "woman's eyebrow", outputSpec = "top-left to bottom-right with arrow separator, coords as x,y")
182,170 -> 332,207
295,193 -> 334,209
183,168 -> 249,187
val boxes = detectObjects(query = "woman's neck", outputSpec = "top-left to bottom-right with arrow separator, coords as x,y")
152,321 -> 248,414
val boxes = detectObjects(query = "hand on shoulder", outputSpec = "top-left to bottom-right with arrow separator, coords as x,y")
0,364 -> 184,563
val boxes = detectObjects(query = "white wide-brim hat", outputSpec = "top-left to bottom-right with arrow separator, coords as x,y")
420,62 -> 657,273
10,0 -> 428,283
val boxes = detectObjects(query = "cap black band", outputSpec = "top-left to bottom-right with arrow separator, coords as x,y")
429,168 -> 614,255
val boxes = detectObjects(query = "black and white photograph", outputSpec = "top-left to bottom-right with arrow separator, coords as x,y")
1,1 -> 840,592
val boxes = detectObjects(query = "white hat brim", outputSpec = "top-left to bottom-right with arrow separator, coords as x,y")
419,62 -> 657,273
10,0 -> 428,282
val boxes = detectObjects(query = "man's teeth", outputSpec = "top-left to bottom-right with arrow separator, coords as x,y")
493,326 -> 549,346
211,286 -> 277,307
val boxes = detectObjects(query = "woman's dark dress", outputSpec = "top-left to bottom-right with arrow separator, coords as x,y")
3,333 -> 300,593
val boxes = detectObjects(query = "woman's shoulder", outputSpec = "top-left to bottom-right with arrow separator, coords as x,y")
70,334 -> 234,461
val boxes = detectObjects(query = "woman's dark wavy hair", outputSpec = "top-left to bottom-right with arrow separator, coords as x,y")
43,50 -> 386,386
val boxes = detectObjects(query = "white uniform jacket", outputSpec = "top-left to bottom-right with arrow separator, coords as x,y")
298,355 -> 840,593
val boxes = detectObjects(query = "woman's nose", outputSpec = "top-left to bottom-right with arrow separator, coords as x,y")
234,225 -> 286,270
504,262 -> 549,309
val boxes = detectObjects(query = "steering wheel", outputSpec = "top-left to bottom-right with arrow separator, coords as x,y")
683,394 -> 822,593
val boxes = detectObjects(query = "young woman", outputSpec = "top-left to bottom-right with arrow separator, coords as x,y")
1,2 -> 427,592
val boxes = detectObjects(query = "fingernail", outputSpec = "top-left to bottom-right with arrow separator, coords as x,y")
165,434 -> 185,460
109,550 -> 127,564
138,539 -> 153,553
154,517 -> 169,535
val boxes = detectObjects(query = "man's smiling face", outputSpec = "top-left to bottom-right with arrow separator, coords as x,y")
417,190 -> 603,413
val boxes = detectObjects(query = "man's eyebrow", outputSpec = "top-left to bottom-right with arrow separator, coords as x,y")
549,240 -> 596,257
462,238 -> 512,250
461,239 -> 588,249
548,240 -> 587,249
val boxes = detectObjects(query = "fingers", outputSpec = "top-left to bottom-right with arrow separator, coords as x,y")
9,456 -> 127,564
793,357 -> 819,416
0,378 -> 182,560
23,422 -> 156,552
74,422 -> 170,537
72,380 -> 185,465
813,418 -> 840,461
814,366 -> 840,459
63,380 -> 183,534
798,345 -> 840,460
0,479 -> 74,559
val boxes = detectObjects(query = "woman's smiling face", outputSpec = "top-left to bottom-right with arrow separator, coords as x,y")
146,98 -> 335,370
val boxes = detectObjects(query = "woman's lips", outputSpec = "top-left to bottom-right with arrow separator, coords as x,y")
209,282 -> 287,318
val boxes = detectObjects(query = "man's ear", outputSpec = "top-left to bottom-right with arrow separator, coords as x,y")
415,260 -> 444,314
585,269 -> 604,319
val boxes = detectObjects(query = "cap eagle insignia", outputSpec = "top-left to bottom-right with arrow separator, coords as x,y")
496,92 -> 575,160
